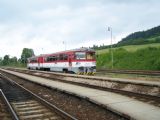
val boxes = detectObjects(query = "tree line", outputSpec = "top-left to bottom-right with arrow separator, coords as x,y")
0,48 -> 34,67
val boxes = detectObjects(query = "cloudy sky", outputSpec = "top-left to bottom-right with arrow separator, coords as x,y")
0,0 -> 160,58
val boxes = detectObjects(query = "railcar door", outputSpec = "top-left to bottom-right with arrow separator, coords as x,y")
38,57 -> 43,69
68,55 -> 72,67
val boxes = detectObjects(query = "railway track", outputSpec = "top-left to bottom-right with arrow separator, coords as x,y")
1,68 -> 160,107
0,68 -> 160,119
3,67 -> 160,98
0,69 -> 128,120
0,72 -> 77,120
97,69 -> 160,76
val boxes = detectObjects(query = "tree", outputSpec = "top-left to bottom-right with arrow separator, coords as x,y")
10,56 -> 18,65
0,57 -> 2,66
21,48 -> 35,64
3,55 -> 10,65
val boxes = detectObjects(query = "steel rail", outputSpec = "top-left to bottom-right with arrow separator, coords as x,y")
0,72 -> 78,120
0,89 -> 19,120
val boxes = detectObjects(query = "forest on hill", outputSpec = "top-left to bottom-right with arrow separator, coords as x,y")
92,25 -> 160,50
117,25 -> 160,46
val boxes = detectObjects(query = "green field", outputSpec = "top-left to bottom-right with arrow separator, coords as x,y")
96,43 -> 160,70
96,43 -> 160,54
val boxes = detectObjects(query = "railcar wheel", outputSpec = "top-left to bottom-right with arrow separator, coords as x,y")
63,69 -> 68,73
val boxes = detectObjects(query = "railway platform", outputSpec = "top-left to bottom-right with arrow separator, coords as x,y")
1,69 -> 160,120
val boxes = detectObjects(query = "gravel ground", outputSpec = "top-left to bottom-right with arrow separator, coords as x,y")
0,79 -> 12,120
96,72 -> 160,81
3,72 -> 127,120
0,98 -> 12,120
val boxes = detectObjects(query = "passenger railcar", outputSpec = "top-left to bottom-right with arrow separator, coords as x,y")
27,48 -> 96,75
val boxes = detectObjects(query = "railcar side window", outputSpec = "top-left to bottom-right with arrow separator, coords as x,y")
50,56 -> 56,61
53,56 -> 57,61
75,52 -> 86,60
46,56 -> 57,62
63,54 -> 68,60
58,54 -> 68,60
59,54 -> 63,60
30,58 -> 37,63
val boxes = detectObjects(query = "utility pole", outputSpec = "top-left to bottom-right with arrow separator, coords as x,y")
41,48 -> 43,54
63,41 -> 66,50
108,27 -> 113,69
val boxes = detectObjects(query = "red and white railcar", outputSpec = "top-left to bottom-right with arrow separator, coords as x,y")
27,48 -> 96,74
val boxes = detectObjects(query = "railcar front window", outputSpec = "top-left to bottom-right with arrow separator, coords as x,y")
86,52 -> 96,60
75,52 -> 86,60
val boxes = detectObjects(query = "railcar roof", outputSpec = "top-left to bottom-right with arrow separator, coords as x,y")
28,47 -> 95,59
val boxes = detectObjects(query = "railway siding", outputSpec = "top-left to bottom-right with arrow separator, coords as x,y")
63,76 -> 160,97
4,68 -> 160,98
97,69 -> 160,76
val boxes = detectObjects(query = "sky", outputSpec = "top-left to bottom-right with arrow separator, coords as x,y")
0,0 -> 160,58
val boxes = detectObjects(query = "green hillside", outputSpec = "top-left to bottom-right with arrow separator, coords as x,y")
117,25 -> 160,46
96,25 -> 160,70
96,44 -> 160,70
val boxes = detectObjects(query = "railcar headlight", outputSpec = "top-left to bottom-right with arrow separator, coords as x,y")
76,62 -> 81,65
79,67 -> 84,71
